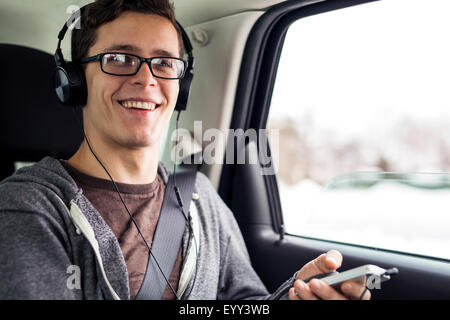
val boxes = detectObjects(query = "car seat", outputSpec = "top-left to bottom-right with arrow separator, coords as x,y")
0,44 -> 83,181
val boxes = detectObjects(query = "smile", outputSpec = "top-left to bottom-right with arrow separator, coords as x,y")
119,100 -> 160,111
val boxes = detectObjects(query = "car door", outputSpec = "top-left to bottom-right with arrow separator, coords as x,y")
218,0 -> 450,299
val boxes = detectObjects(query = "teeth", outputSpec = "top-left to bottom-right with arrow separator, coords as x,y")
121,101 -> 158,110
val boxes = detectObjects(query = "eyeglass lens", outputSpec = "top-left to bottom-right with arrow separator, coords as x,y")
101,53 -> 184,79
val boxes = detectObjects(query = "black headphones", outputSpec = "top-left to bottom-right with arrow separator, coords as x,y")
53,5 -> 194,112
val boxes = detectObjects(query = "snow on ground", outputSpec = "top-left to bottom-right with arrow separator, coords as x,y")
280,179 -> 450,260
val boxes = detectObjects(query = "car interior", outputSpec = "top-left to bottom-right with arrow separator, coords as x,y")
1,0 -> 449,300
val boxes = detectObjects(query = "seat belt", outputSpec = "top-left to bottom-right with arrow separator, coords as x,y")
135,170 -> 197,300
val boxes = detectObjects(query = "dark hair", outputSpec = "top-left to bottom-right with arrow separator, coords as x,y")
71,0 -> 184,62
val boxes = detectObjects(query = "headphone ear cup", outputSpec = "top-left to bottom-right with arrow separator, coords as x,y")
53,62 -> 87,107
175,70 -> 193,112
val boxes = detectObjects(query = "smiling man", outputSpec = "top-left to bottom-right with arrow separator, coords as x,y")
69,10 -> 181,185
0,0 -> 369,300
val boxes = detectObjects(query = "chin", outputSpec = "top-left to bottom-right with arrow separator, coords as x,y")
123,133 -> 160,149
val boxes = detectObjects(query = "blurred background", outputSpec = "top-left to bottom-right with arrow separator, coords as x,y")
267,0 -> 450,260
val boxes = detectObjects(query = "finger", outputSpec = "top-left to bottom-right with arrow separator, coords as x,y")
341,281 -> 371,300
324,250 -> 343,270
361,288 -> 371,300
296,250 -> 343,280
289,287 -> 300,300
293,280 -> 319,300
309,279 -> 347,300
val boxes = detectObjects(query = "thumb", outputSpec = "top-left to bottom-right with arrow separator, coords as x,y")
296,250 -> 343,281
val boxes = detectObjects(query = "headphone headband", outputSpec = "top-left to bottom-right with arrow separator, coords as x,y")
54,5 -> 194,111
57,6 -> 86,45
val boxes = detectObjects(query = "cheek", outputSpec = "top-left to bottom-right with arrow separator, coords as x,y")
85,67 -> 122,105
165,81 -> 180,105
101,78 -> 124,104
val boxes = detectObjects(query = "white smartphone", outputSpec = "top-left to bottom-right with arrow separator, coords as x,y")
306,264 -> 398,288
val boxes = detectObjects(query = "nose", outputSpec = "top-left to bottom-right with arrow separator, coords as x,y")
132,60 -> 158,87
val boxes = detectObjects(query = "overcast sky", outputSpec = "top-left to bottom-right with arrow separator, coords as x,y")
270,0 -> 450,139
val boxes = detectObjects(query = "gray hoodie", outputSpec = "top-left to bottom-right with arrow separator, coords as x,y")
0,157 -> 294,300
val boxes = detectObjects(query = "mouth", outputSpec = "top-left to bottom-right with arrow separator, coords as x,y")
118,100 -> 161,111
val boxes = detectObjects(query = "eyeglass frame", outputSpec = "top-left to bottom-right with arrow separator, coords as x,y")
78,52 -> 188,80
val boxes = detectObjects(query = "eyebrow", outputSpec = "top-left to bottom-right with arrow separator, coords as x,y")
102,44 -> 178,57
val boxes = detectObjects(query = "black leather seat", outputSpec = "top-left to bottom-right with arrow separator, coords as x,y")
0,44 -> 83,181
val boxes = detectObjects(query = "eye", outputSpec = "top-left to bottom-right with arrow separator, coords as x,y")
155,58 -> 174,68
104,54 -> 136,66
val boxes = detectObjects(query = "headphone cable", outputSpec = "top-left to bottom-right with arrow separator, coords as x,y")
72,109 -> 179,299
173,110 -> 199,298
83,132 -> 180,300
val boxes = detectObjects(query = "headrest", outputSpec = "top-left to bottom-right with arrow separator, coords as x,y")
0,44 -> 83,180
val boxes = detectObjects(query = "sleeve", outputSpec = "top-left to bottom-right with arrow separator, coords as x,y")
217,226 -> 270,300
0,210 -> 80,299
208,185 -> 295,300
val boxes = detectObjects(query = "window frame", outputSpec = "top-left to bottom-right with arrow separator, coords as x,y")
219,0 -> 381,241
217,0 -> 450,298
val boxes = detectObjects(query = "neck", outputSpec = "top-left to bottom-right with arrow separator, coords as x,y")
67,134 -> 160,185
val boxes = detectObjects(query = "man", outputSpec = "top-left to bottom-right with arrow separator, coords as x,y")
0,0 -> 369,300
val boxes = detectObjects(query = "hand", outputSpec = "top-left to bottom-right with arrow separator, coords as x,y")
288,250 -> 371,300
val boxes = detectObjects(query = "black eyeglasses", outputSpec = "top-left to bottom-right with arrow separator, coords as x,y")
79,52 -> 187,80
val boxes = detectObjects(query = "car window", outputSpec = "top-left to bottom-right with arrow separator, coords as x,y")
267,0 -> 450,260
